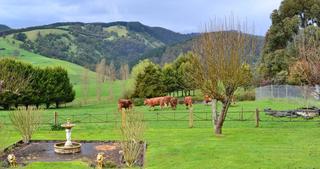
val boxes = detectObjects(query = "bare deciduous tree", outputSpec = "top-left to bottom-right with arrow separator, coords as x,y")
190,18 -> 254,135
120,63 -> 130,98
294,27 -> 320,85
120,63 -> 130,81
106,61 -> 116,100
9,107 -> 42,143
81,66 -> 89,105
96,59 -> 106,102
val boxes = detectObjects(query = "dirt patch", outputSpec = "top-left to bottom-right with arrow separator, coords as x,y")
95,143 -> 119,151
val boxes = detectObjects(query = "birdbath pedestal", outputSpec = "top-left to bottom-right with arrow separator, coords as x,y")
62,119 -> 75,147
54,119 -> 81,154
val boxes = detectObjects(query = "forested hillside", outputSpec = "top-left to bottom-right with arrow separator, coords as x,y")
0,22 -> 196,69
0,24 -> 10,32
0,22 -> 264,70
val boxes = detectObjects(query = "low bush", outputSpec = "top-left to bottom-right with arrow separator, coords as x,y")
50,123 -> 64,131
235,90 -> 255,101
132,98 -> 144,106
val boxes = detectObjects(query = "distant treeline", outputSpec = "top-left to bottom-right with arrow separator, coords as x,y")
0,59 -> 75,110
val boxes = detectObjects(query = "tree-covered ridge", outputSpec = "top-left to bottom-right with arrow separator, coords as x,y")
0,22 -> 197,70
0,24 -> 10,32
142,32 -> 264,66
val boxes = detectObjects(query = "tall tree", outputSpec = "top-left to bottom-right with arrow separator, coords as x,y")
162,63 -> 178,96
95,59 -> 106,102
190,19 -> 254,135
259,0 -> 320,83
133,64 -> 165,98
289,26 -> 320,85
81,66 -> 89,105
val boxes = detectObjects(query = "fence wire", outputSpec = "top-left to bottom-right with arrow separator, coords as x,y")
256,85 -> 320,100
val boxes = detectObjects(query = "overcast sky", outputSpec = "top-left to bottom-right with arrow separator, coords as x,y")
0,0 -> 282,35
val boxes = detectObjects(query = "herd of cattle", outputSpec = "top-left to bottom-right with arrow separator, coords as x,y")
118,95 -> 213,111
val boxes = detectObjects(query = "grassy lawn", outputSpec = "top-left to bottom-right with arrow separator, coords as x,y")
1,99 -> 320,169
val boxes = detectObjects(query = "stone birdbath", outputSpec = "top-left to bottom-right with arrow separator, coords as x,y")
54,119 -> 81,154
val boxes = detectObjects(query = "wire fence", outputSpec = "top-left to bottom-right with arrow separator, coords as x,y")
256,85 -> 320,100
1,109 -> 320,125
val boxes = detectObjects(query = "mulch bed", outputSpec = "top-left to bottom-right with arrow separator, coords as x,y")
0,140 -> 146,168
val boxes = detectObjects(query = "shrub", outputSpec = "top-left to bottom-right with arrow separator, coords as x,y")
132,98 -> 144,106
235,90 -> 256,101
50,123 -> 64,131
104,160 -> 117,168
9,107 -> 42,143
120,110 -> 145,167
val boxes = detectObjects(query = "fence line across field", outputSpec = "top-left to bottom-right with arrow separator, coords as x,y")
1,109 -> 320,125
256,85 -> 320,100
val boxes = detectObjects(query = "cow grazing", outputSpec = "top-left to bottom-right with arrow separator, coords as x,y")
145,96 -> 173,110
169,97 -> 178,110
118,99 -> 133,112
184,96 -> 192,109
144,97 -> 162,109
160,96 -> 172,108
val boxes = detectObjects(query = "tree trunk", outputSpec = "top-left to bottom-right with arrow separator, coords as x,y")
56,102 -> 59,108
46,103 -> 50,109
215,99 -> 231,135
211,99 -> 217,131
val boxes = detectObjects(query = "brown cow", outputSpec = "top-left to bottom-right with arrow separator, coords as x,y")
118,99 -> 133,112
145,96 -> 172,110
169,97 -> 178,110
160,96 -> 172,109
184,96 -> 192,109
144,97 -> 162,109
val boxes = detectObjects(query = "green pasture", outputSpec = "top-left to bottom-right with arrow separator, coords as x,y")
1,99 -> 320,169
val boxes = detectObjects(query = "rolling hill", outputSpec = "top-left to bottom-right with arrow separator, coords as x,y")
0,21 -> 264,72
0,22 -> 197,70
0,38 -> 95,84
0,37 -> 127,103
0,24 -> 10,32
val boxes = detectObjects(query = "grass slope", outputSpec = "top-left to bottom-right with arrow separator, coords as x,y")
0,37 -> 96,84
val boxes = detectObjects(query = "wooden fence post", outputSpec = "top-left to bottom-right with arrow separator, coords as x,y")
240,106 -> 244,121
121,110 -> 126,128
54,112 -> 58,125
189,106 -> 193,128
255,108 -> 260,128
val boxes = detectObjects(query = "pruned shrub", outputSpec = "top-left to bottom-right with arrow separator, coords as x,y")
120,110 -> 145,167
9,107 -> 42,143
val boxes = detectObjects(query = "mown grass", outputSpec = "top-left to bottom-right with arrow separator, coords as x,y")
1,99 -> 320,169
